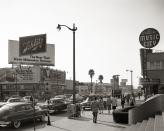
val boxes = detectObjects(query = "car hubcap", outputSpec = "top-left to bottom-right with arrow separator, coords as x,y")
40,114 -> 46,122
13,120 -> 21,128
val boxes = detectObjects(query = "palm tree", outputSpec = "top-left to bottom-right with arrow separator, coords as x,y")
88,69 -> 95,93
98,75 -> 104,83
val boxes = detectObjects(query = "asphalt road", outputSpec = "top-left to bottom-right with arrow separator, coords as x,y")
0,110 -> 68,131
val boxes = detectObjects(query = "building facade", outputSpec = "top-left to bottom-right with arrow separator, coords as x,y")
140,48 -> 164,98
0,66 -> 66,100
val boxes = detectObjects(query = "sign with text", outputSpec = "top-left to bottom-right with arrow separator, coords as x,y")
15,66 -> 40,83
8,40 -> 55,66
139,28 -> 160,48
19,34 -> 46,56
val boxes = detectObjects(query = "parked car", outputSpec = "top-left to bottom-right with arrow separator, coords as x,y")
6,98 -> 24,103
23,96 -> 38,103
37,98 -> 67,113
0,102 -> 47,128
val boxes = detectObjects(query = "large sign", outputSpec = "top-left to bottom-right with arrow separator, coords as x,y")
140,48 -> 152,77
139,78 -> 160,85
139,28 -> 160,48
8,40 -> 55,66
15,66 -> 40,83
19,34 -> 46,56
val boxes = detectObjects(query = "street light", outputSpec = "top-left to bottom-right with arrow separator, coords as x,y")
126,69 -> 133,93
57,24 -> 77,104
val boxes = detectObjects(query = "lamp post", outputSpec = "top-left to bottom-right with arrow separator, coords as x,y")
57,24 -> 77,104
126,69 -> 133,94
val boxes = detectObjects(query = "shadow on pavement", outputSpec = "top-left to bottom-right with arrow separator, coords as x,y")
97,121 -> 127,129
51,125 -> 71,131
68,116 -> 91,121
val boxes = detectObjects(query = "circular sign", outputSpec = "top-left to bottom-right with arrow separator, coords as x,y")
139,28 -> 160,48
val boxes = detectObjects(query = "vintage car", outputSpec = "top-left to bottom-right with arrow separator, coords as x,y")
37,98 -> 67,113
6,98 -> 24,103
0,102 -> 47,128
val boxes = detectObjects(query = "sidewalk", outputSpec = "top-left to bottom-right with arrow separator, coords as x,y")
37,109 -> 128,131
37,98 -> 144,131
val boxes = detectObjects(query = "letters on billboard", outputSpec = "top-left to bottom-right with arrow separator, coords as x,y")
8,40 -> 55,66
139,28 -> 160,48
19,34 -> 46,56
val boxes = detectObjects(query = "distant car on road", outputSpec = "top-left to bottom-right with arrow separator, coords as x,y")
0,102 -> 47,128
37,97 -> 67,113
6,98 -> 24,103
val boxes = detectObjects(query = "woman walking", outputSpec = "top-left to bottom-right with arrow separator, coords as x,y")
91,97 -> 99,123
99,97 -> 104,114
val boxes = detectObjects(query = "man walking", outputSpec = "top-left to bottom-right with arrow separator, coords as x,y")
91,97 -> 99,123
106,96 -> 112,114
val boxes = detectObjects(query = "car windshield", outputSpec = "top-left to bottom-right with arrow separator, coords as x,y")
8,98 -> 22,102
49,98 -> 64,104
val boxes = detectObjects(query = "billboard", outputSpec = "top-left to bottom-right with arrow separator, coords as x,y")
19,34 -> 46,56
8,40 -> 55,66
15,66 -> 40,83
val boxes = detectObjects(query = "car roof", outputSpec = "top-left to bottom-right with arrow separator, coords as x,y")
5,102 -> 31,107
50,98 -> 63,101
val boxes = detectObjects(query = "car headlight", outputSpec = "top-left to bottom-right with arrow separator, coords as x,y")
1,115 -> 8,120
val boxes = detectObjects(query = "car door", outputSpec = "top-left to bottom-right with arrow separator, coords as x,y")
8,105 -> 26,121
23,104 -> 35,120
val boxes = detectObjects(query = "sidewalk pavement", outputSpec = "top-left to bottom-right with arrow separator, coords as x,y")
37,98 -> 144,131
37,109 -> 128,131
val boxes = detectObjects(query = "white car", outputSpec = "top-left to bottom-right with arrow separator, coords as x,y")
6,98 -> 24,103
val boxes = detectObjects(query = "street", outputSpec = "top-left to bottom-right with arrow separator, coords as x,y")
0,110 -> 68,131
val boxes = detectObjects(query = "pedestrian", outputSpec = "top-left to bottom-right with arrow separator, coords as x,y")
125,94 -> 130,105
106,96 -> 112,114
121,95 -> 125,109
103,96 -> 107,110
130,96 -> 135,106
111,96 -> 117,111
91,97 -> 99,123
98,97 -> 104,114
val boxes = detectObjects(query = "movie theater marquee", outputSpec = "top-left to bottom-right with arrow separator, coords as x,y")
8,40 -> 55,66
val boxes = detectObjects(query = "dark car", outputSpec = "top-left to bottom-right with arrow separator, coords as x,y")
37,98 -> 67,113
0,102 -> 47,128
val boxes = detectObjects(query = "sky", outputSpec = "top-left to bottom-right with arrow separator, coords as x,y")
0,0 -> 164,88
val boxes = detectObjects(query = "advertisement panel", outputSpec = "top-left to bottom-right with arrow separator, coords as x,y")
15,66 -> 40,83
19,34 -> 46,56
0,67 -> 40,83
8,40 -> 55,66
140,48 -> 152,77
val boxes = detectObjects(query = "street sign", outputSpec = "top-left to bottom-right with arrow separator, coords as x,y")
139,28 -> 160,48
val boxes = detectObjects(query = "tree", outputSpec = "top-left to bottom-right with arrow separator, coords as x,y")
88,69 -> 95,93
98,75 -> 104,83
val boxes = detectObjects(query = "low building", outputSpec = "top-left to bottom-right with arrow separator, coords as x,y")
0,66 -> 66,100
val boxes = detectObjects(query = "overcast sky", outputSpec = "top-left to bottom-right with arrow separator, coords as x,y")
0,0 -> 164,88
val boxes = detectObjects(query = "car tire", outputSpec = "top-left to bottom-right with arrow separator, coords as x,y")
12,120 -> 21,129
40,114 -> 46,122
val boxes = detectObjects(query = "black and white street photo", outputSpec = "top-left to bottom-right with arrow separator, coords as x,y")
0,0 -> 164,131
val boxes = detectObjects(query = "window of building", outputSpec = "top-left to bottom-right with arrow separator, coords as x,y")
147,61 -> 164,70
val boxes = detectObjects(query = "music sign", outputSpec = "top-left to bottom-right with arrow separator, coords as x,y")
19,34 -> 46,56
139,28 -> 160,48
